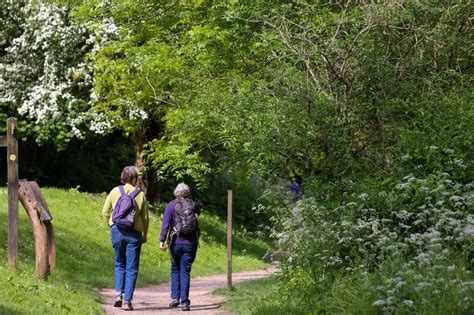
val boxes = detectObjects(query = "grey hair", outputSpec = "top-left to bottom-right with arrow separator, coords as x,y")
174,182 -> 191,198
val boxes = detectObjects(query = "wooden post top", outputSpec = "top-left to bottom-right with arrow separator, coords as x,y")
19,181 -> 53,222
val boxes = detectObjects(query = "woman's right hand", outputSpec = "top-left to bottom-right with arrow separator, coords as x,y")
159,241 -> 167,251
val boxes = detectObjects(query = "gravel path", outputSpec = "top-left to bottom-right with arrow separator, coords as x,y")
97,267 -> 277,314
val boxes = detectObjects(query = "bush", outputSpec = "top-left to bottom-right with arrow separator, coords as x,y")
271,154 -> 473,312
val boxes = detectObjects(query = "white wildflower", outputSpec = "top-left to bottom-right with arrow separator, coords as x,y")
401,300 -> 414,307
372,300 -> 385,306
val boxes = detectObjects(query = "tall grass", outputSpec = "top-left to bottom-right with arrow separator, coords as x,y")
0,187 -> 269,314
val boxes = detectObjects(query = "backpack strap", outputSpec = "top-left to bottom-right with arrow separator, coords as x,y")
129,187 -> 141,199
118,185 -> 126,195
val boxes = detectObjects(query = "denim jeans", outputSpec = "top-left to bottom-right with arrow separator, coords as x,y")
170,243 -> 197,305
111,225 -> 142,301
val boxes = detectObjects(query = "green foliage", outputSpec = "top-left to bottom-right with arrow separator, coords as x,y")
89,0 -> 472,192
32,0 -> 471,190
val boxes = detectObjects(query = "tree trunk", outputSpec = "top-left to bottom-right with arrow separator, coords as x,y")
134,120 -> 163,203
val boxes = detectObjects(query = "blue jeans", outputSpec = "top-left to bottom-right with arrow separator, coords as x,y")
111,225 -> 142,301
170,243 -> 197,305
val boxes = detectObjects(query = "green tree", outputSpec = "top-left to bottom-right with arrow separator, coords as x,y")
60,0 -> 472,203
151,0 -> 473,185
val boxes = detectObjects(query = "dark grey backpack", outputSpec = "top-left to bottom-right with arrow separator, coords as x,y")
174,197 -> 198,236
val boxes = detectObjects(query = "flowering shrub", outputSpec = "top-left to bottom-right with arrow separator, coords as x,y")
272,153 -> 473,312
371,248 -> 473,313
0,0 -> 118,143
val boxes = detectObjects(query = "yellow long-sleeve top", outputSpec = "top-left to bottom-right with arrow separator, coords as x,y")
102,183 -> 149,236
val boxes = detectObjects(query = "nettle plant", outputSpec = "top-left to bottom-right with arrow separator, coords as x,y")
0,0 -> 118,144
276,151 -> 473,311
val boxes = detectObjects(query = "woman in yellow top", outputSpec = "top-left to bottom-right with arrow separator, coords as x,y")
102,166 -> 149,311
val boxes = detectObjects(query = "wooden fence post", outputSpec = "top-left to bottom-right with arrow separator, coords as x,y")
7,117 -> 19,268
227,190 -> 233,290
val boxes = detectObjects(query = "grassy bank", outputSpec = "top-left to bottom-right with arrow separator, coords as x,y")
0,187 -> 269,314
218,264 -> 473,315
216,276 -> 289,315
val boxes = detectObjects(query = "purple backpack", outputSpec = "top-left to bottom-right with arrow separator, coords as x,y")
112,185 -> 141,229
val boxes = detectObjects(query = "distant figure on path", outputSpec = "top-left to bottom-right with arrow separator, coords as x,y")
102,166 -> 149,311
160,183 -> 200,312
289,172 -> 302,201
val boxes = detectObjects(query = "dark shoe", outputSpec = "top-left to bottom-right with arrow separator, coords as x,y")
169,299 -> 180,307
113,293 -> 122,307
181,304 -> 190,311
122,300 -> 133,311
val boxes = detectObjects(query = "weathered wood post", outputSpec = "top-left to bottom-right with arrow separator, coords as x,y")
18,181 -> 56,279
1,118 -> 56,278
227,190 -> 233,290
6,118 -> 19,268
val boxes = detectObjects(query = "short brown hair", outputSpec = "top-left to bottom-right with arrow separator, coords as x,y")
120,166 -> 139,185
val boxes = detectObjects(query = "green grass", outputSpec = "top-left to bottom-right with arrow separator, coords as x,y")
215,276 -> 311,315
0,187 -> 269,314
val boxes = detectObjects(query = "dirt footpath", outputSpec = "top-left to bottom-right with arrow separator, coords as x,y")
97,267 -> 277,315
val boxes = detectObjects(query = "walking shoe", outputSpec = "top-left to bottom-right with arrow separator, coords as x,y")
122,300 -> 133,311
180,304 -> 190,311
113,293 -> 122,307
169,299 -> 180,307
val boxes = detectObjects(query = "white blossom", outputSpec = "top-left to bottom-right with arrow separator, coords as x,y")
0,0 -> 117,142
